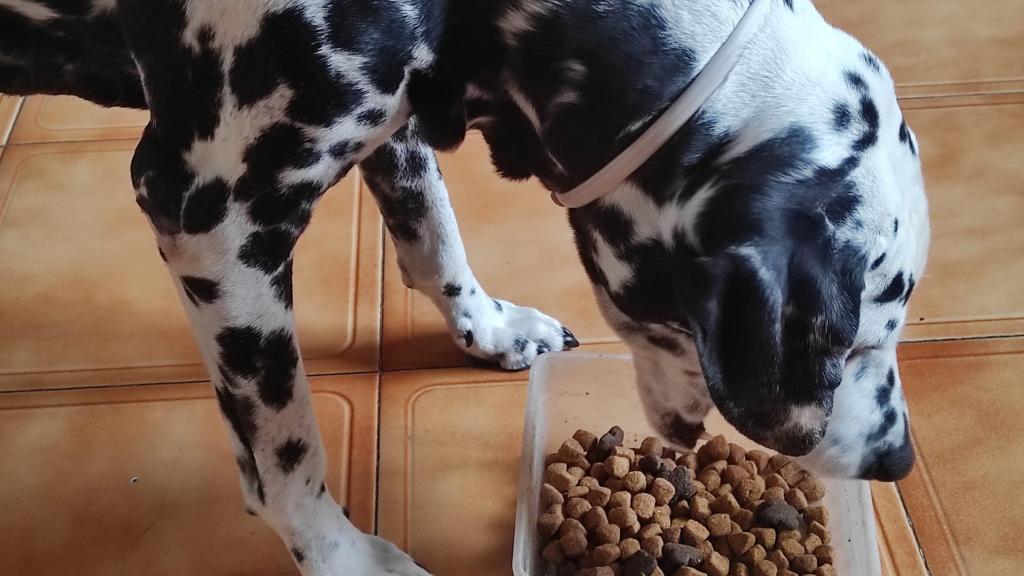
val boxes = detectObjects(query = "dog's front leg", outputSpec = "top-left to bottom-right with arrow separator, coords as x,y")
361,120 -> 580,370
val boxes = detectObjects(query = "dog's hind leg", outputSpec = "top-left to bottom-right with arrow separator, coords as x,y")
118,1 -> 428,574
361,119 -> 580,370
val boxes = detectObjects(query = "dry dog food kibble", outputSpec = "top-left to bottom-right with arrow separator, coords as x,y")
538,429 -> 839,576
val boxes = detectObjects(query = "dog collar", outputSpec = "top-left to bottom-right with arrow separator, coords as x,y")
552,0 -> 772,208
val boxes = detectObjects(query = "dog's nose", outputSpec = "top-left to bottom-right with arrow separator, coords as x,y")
860,437 -> 915,482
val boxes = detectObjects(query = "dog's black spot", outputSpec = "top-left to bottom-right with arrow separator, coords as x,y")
181,275 -> 220,305
513,336 -> 528,354
886,318 -> 899,332
239,229 -> 294,274
854,358 -> 870,381
646,334 -> 682,353
319,483 -> 327,497
901,275 -> 916,305
782,0 -> 794,9
248,182 -> 320,228
290,547 -> 305,564
328,140 -> 352,159
257,329 -> 298,410
235,123 -> 318,202
845,71 -> 869,93
357,108 -> 388,126
832,102 -> 853,131
663,413 -> 705,449
326,0 -> 413,94
218,365 -> 239,389
898,120 -> 917,155
215,386 -> 264,503
442,283 -> 462,297
271,259 -> 295,308
871,253 -> 886,270
893,219 -> 900,236
861,51 -> 882,74
853,95 -> 879,152
360,137 -> 432,242
494,299 -> 503,313
867,406 -> 898,442
276,438 -> 308,473
217,326 -> 263,379
876,272 -> 906,304
181,178 -> 230,234
462,330 -> 475,348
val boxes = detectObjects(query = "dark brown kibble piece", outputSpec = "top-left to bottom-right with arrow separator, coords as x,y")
814,565 -> 837,576
682,519 -> 710,545
661,466 -> 697,503
710,493 -> 741,515
734,508 -> 755,531
741,544 -> 767,565
768,549 -> 789,570
699,436 -> 730,467
559,518 -> 588,558
566,497 -> 592,519
731,563 -> 750,576
814,545 -> 834,566
791,554 -> 818,573
661,543 -> 705,572
704,551 -> 730,576
588,486 -> 613,508
622,549 -> 657,576
596,523 -> 622,546
641,436 -> 663,456
641,535 -> 664,559
542,540 -> 566,563
574,429 -> 599,452
640,453 -> 666,475
757,500 -> 801,530
745,450 -> 770,473
750,527 -> 776,550
620,538 -> 642,559
541,483 -> 564,509
753,560 -> 778,576
593,543 -> 622,566
784,488 -> 808,511
698,469 -> 722,492
722,465 -> 750,486
538,508 -> 564,538
583,505 -> 610,531
727,531 -> 755,555
690,496 -> 711,522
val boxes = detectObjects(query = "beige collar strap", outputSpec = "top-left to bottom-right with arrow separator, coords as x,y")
552,0 -> 772,209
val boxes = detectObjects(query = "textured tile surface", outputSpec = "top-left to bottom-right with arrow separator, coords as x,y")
901,100 -> 1024,340
378,367 -> 527,574
9,95 -> 147,144
0,141 -> 382,390
381,132 -> 623,370
0,373 -> 378,576
873,482 -> 929,576
897,338 -> 1024,576
817,0 -> 1024,97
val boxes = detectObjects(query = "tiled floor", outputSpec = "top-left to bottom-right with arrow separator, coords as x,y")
3,4 -> 1024,573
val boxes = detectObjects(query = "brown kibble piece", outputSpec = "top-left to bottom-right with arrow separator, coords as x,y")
808,521 -> 831,545
804,505 -> 830,527
731,563 -> 750,576
741,544 -> 766,565
633,492 -> 657,520
814,545 -> 834,566
690,496 -> 711,521
610,491 -> 633,509
682,520 -> 710,545
711,493 -> 741,515
541,483 -> 565,509
592,462 -> 609,482
588,486 -> 613,507
581,476 -> 601,489
559,438 -> 587,462
768,549 -> 789,570
613,446 -> 637,464
664,526 -> 682,544
538,507 -> 564,538
802,533 -> 823,554
784,488 -> 808,511
733,508 -> 755,531
641,436 -> 663,456
620,538 -> 641,559
722,465 -> 749,486
727,532 -> 755,555
624,471 -> 648,493
583,506 -> 610,531
791,554 -> 817,573
653,505 -> 672,529
750,527 -> 776,550
607,455 -> 631,478
727,444 -> 746,465
594,543 -> 622,566
676,569 -> 709,576
778,539 -> 805,560
542,540 -> 566,563
652,478 -> 677,506
797,477 -> 826,502
778,529 -> 801,542
814,565 -> 837,576
734,478 -> 762,508
566,497 -> 592,519
763,487 -> 786,502
746,450 -> 770,473
704,460 -> 728,474
753,560 -> 778,576
776,462 -> 804,485
559,518 -> 588,558
698,469 -> 722,492
578,568 -> 615,576
704,551 -> 730,576
595,523 -> 622,546
713,484 -> 733,499
639,522 -> 663,540
574,429 -> 599,452
768,454 -> 790,473
642,536 -> 664,559
764,473 -> 789,491
699,436 -> 730,466
547,462 -> 579,493
778,571 -> 797,576
679,452 -> 698,471
706,514 -> 732,537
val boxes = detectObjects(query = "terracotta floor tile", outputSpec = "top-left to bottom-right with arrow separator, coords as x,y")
0,373 -> 378,576
378,367 -> 528,574
0,141 -> 382,391
898,101 -> 1024,341
9,95 -> 147,144
0,94 -> 20,145
896,338 -> 1024,576
816,0 -> 1024,97
873,483 -> 929,576
381,132 -> 625,370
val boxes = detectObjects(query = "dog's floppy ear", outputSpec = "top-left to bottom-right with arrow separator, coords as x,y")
688,241 -> 865,456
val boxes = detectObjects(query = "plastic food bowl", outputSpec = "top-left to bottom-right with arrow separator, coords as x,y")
513,352 -> 881,576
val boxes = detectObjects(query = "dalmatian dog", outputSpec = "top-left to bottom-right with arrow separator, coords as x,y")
1,0 -> 928,573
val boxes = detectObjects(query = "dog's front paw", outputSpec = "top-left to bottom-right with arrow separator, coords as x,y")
454,297 -> 579,371
300,530 -> 431,576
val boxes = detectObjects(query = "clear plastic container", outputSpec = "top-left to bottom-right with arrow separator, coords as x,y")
513,352 -> 881,576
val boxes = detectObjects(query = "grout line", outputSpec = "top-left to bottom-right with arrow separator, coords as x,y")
373,210 -> 386,535
894,482 -> 935,576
